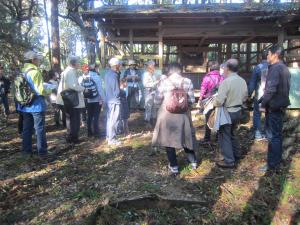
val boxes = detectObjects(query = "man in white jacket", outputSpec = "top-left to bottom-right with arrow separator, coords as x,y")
57,56 -> 85,144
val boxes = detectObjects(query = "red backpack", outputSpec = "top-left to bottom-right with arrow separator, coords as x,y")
166,78 -> 188,114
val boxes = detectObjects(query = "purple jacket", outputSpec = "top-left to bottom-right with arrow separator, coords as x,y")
200,70 -> 224,99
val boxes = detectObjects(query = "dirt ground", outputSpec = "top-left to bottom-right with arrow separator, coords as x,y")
0,104 -> 300,225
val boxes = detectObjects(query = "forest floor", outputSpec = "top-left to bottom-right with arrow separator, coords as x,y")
0,104 -> 300,225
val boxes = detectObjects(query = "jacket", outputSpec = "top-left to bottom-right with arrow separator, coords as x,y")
261,61 -> 291,110
213,73 -> 248,113
18,63 -> 50,113
248,60 -> 269,100
104,69 -> 120,104
200,70 -> 224,99
56,66 -> 85,108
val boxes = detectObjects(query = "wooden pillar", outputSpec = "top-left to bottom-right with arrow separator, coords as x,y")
277,28 -> 285,46
246,43 -> 251,72
226,43 -> 232,60
100,29 -> 105,68
218,43 -> 222,63
158,22 -> 163,69
129,29 -> 134,59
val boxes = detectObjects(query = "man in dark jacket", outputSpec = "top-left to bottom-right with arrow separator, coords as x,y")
0,65 -> 11,118
260,45 -> 291,171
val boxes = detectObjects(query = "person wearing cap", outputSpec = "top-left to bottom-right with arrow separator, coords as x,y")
105,57 -> 122,145
213,59 -> 248,168
79,64 -> 104,138
19,50 -> 52,157
0,65 -> 11,119
142,60 -> 159,128
57,56 -> 85,144
123,59 -> 141,111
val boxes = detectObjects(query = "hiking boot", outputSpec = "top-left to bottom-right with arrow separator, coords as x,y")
216,160 -> 235,169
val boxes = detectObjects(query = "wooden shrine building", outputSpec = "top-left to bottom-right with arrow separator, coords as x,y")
83,2 -> 300,84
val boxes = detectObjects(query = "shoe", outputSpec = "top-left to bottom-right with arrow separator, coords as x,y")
39,152 -> 56,160
254,130 -> 267,141
190,162 -> 198,170
216,160 -> 235,169
168,164 -> 179,176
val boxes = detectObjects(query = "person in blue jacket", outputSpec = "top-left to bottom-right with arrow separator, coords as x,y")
248,50 -> 269,140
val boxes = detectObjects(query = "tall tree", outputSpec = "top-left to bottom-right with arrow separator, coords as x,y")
51,0 -> 61,73
43,0 -> 52,68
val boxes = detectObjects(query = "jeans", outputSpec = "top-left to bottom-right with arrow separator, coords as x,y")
266,109 -> 284,168
166,147 -> 197,167
65,107 -> 81,142
218,110 -> 241,164
87,102 -> 101,136
106,103 -> 120,142
1,94 -> 9,116
22,112 -> 47,155
253,99 -> 264,132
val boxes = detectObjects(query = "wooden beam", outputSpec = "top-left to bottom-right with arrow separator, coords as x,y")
241,36 -> 255,43
129,29 -> 134,59
286,35 -> 300,40
277,28 -> 285,46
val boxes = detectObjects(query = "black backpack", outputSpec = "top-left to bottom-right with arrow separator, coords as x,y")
14,69 -> 36,107
82,77 -> 99,99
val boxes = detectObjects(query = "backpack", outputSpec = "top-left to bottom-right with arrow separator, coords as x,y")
82,77 -> 98,99
14,69 -> 36,107
166,78 -> 188,114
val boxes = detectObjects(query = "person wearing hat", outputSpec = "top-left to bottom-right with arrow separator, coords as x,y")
142,60 -> 159,128
19,50 -> 52,158
123,59 -> 141,111
104,57 -> 122,145
79,64 -> 104,138
57,55 -> 85,144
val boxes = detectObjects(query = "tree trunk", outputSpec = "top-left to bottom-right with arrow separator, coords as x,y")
43,0 -> 52,69
51,0 -> 61,73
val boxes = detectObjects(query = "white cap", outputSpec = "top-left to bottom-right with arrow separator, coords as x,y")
146,60 -> 155,66
24,51 -> 43,60
109,57 -> 121,67
128,59 -> 136,65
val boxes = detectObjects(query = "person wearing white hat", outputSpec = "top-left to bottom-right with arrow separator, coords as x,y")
18,50 -> 52,158
105,57 -> 122,145
142,60 -> 159,128
123,59 -> 141,111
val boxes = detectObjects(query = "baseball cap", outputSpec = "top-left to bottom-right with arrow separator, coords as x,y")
109,57 -> 122,67
24,51 -> 43,60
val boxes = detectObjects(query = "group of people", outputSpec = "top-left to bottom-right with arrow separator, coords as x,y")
1,44 -> 291,176
196,45 -> 291,174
